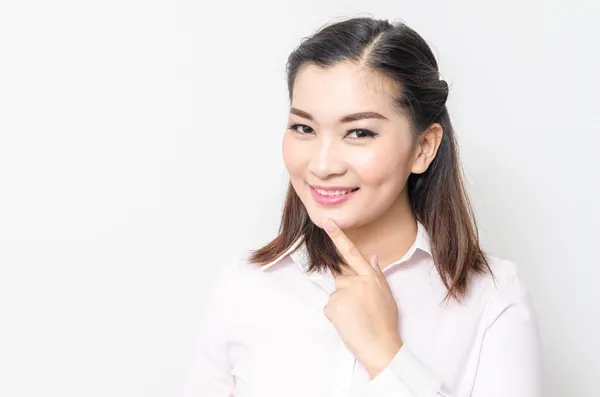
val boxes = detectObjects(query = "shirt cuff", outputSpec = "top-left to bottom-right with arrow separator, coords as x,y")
363,345 -> 442,397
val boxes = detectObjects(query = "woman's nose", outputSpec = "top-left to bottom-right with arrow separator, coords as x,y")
307,139 -> 347,179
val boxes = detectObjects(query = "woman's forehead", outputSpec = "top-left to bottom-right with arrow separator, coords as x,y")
291,62 -> 399,117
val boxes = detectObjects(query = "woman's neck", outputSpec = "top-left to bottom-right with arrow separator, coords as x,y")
344,192 -> 418,270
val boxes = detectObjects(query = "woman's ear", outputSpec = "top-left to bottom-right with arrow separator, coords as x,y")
411,123 -> 444,174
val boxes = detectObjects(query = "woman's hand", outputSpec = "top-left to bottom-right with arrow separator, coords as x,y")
322,218 -> 403,379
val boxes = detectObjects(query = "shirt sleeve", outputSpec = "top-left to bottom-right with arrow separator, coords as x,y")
470,266 -> 543,397
179,262 -> 238,397
362,264 -> 543,397
362,344 -> 449,397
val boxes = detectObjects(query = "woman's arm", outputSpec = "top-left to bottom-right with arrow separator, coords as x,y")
469,267 -> 543,396
179,263 -> 237,397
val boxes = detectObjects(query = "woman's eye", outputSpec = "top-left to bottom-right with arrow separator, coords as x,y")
289,124 -> 314,134
347,129 -> 377,139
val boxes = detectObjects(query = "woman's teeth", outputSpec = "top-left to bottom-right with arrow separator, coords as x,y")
314,188 -> 356,196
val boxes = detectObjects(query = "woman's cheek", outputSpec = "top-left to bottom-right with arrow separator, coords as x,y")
352,149 -> 394,183
358,151 -> 412,190
282,134 -> 302,174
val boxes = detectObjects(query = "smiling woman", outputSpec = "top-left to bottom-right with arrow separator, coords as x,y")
182,16 -> 542,397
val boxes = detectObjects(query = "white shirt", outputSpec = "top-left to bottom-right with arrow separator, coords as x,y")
181,223 -> 543,397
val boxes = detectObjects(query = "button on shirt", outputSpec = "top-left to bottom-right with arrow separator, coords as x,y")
181,223 -> 543,397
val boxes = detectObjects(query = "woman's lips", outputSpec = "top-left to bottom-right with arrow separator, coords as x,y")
309,185 -> 359,206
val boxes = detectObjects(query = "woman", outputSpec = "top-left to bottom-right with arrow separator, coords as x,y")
182,17 -> 543,397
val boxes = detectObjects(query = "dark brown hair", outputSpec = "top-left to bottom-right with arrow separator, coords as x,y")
249,17 -> 491,300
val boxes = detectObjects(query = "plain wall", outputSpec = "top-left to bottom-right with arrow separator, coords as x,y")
0,0 -> 598,396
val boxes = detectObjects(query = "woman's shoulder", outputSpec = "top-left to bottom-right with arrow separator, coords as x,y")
210,253 -> 284,293
211,254 -> 264,283
484,254 -> 522,285
466,254 -> 537,321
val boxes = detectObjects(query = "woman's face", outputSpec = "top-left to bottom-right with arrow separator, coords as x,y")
282,61 -> 421,231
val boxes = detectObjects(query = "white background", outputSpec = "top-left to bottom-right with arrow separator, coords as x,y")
1,1 -> 598,396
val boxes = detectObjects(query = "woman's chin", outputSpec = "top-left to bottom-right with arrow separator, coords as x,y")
308,212 -> 356,231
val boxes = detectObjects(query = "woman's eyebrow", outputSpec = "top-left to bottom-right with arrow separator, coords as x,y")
290,107 -> 388,123
339,111 -> 388,123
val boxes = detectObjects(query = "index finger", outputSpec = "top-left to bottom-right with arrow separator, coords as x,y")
322,218 -> 374,276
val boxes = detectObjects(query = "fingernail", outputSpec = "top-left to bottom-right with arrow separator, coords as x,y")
323,219 -> 335,232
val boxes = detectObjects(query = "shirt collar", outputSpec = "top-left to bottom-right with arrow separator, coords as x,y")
260,221 -> 432,273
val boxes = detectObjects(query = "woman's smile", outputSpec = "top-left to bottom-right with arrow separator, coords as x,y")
309,184 -> 360,206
